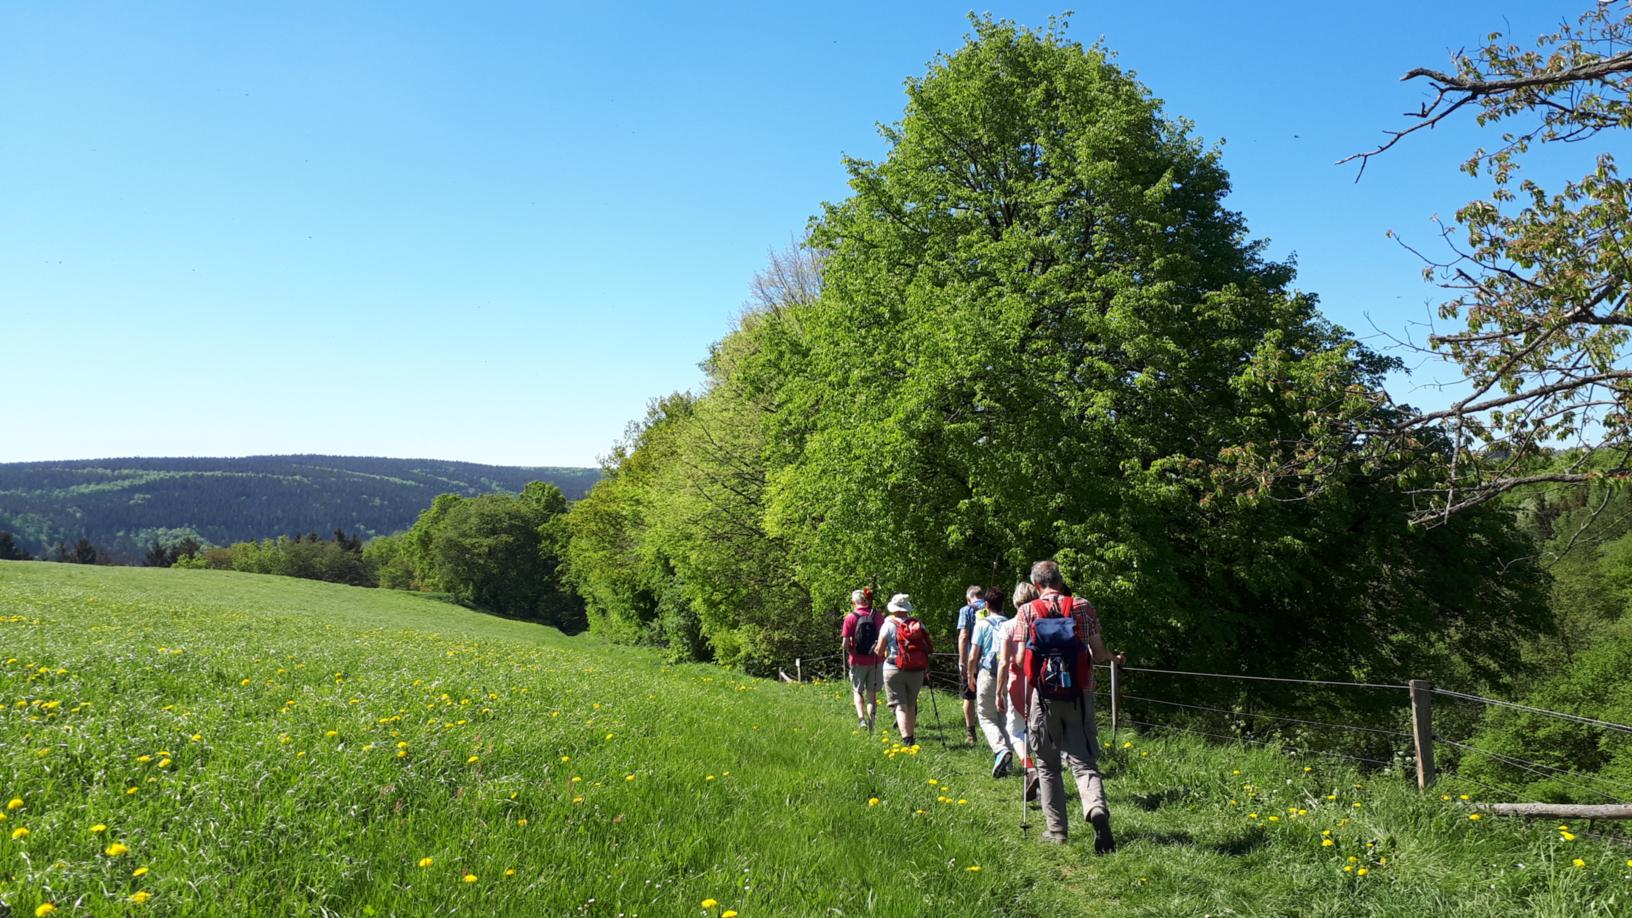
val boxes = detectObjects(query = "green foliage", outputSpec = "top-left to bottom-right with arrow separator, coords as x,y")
385,482 -> 580,629
565,17 -> 1550,708
192,532 -> 373,587
1455,474 -> 1632,799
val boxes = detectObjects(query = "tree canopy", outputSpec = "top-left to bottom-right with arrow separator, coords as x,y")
563,17 -> 1550,698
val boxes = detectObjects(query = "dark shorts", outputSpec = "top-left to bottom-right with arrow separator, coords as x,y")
958,663 -> 976,700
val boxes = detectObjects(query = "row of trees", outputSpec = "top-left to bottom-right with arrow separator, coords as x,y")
367,482 -> 583,631
176,530 -> 373,586
560,18 -> 1552,705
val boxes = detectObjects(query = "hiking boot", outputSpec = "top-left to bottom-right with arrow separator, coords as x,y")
1088,809 -> 1116,855
859,717 -> 868,731
1024,771 -> 1040,803
1041,831 -> 1068,845
992,749 -> 1012,779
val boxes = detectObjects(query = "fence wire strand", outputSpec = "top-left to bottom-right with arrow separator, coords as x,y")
1121,694 -> 1413,739
1432,688 -> 1632,736
1124,718 -> 1400,769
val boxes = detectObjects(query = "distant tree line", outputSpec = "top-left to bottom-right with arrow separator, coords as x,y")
174,530 -> 373,586
0,455 -> 599,562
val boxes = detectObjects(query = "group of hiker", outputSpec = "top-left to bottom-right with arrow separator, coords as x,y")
840,560 -> 1125,853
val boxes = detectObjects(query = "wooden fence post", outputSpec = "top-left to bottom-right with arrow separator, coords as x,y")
1409,679 -> 1435,791
1109,659 -> 1122,739
796,658 -> 803,683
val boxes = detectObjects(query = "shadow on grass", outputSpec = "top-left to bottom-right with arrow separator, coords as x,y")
1121,827 -> 1270,858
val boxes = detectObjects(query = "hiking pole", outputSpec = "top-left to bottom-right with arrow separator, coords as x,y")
1019,668 -> 1031,838
927,671 -> 950,750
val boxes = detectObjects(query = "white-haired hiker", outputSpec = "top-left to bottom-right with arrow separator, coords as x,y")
966,586 -> 1014,777
1008,561 -> 1125,853
841,588 -> 884,731
873,593 -> 932,746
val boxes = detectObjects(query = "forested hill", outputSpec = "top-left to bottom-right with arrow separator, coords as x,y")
0,455 -> 599,560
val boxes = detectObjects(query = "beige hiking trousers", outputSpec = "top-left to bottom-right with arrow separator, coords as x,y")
1026,692 -> 1106,841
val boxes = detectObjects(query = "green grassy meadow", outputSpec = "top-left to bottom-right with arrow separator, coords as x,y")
2,562 -> 1630,916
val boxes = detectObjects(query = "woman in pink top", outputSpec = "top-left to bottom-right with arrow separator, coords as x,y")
995,581 -> 1040,796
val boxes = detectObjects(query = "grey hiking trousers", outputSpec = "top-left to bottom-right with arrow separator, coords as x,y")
1027,692 -> 1106,841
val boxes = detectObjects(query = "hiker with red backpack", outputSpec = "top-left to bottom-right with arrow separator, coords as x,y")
841,588 -> 884,731
1006,560 -> 1125,853
872,593 -> 932,746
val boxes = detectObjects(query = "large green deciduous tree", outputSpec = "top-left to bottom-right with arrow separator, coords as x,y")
759,17 -> 1547,695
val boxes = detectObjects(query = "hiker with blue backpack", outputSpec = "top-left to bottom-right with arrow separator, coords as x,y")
1005,560 -> 1125,853
966,587 -> 1015,777
956,585 -> 984,747
872,593 -> 932,747
841,588 -> 884,731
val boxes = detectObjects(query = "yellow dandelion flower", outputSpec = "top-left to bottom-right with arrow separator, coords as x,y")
517,818 -> 527,827
957,799 -> 968,805
572,796 -> 584,804
133,866 -> 149,877
1356,868 -> 1369,877
467,756 -> 479,765
705,774 -> 716,782
928,779 -> 939,786
1459,794 -> 1470,801
702,899 -> 719,909
722,912 -> 738,918
1468,813 -> 1482,821
35,904 -> 56,917
240,678 -> 251,686
419,857 -> 434,868
106,842 -> 130,856
463,873 -> 478,883
867,798 -> 880,806
560,755 -> 570,763
1561,831 -> 1577,841
1573,858 -> 1586,869
130,891 -> 152,904
5,798 -> 20,811
966,865 -> 982,872
157,759 -> 171,769
505,868 -> 516,877
1322,838 -> 1334,847
190,734 -> 202,742
91,823 -> 107,833
10,827 -> 28,839
1268,815 -> 1280,823
1343,865 -> 1353,873
626,774 -> 636,782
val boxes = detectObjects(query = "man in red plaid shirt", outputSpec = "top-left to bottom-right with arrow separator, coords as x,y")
1008,559 -> 1126,852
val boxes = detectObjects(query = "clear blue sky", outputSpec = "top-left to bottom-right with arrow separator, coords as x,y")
0,1 -> 1592,467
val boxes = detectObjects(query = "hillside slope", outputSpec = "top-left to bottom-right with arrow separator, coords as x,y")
0,456 -> 599,559
0,563 -> 1626,916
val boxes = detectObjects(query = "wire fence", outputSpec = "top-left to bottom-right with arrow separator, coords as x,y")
762,644 -> 1632,822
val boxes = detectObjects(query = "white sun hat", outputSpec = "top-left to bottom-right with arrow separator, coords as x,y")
886,593 -> 913,613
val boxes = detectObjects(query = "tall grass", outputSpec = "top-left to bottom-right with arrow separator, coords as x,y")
2,562 -> 1628,916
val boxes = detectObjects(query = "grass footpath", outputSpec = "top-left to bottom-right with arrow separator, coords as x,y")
0,562 -> 1629,916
